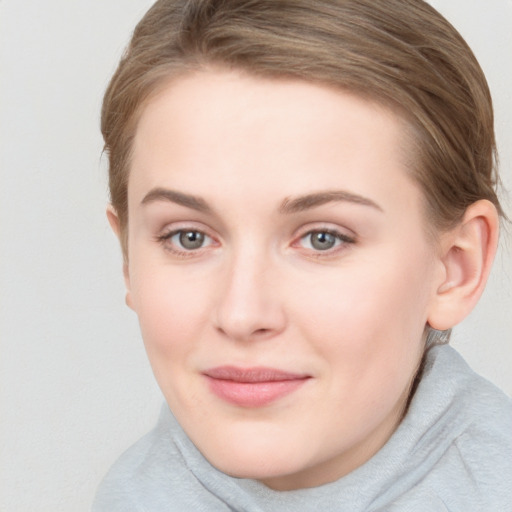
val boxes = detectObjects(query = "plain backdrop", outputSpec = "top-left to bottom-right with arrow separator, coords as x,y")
0,1 -> 510,510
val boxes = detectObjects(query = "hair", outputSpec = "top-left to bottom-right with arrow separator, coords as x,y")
101,0 -> 504,343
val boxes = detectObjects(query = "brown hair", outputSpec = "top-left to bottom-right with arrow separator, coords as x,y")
102,1 -> 503,304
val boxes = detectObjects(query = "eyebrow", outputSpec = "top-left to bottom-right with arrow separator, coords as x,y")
279,190 -> 383,214
141,188 -> 212,213
140,187 -> 382,215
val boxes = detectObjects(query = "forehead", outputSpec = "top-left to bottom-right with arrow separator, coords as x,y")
129,70 -> 423,219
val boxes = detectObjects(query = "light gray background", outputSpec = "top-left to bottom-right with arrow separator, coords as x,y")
1,1 -> 510,510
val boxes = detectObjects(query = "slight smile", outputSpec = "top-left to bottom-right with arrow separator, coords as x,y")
203,367 -> 312,408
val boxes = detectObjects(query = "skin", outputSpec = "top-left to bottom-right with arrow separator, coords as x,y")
113,69 -> 461,490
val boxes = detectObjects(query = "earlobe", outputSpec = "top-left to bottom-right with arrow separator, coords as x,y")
106,205 -> 134,310
122,262 -> 134,311
427,200 -> 499,331
106,204 -> 121,237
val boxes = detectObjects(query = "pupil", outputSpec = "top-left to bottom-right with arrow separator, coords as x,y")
179,231 -> 204,249
311,232 -> 335,250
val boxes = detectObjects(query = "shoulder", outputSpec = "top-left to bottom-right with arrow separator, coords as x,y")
447,348 -> 512,507
92,424 -> 172,511
409,345 -> 512,510
92,408 -> 198,511
92,405 -> 232,512
429,345 -> 512,437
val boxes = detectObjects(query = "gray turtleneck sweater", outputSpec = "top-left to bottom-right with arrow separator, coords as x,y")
93,345 -> 512,511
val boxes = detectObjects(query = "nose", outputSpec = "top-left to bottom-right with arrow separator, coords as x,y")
213,246 -> 287,342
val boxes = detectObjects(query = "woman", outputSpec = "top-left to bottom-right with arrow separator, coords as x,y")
94,0 -> 512,509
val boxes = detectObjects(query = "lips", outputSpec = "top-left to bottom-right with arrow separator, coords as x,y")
203,366 -> 310,407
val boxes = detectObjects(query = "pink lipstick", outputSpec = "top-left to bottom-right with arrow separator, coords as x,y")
203,366 -> 310,407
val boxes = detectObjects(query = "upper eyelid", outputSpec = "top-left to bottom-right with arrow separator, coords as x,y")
291,225 -> 357,253
154,222 -> 356,245
157,221 -> 216,237
297,230 -> 355,247
155,225 -> 216,247
300,227 -> 353,238
156,229 -> 217,257
159,227 -> 210,238
293,223 -> 356,240
158,227 -> 216,243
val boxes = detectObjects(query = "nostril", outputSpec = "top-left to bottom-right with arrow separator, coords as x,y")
213,281 -> 287,341
215,324 -> 275,341
254,328 -> 270,336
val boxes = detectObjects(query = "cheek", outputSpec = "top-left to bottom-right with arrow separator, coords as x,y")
290,249 -> 432,380
295,259 -> 428,341
129,260 -> 212,366
130,268 -> 216,414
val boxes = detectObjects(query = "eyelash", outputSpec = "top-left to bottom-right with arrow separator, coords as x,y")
156,228 -> 216,257
155,227 -> 356,257
295,228 -> 356,255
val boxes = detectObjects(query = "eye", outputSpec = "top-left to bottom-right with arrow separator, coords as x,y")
175,230 -> 208,250
298,229 -> 354,252
158,229 -> 214,252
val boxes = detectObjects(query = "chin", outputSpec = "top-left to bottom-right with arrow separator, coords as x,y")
209,451 -> 302,486
207,447 -> 334,491
195,425 -> 307,482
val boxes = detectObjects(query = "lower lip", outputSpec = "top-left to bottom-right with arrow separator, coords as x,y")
205,377 -> 308,407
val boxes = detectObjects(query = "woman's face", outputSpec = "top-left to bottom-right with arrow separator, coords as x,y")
122,70 -> 443,490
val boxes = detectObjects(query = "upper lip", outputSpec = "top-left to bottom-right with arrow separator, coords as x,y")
203,366 -> 310,383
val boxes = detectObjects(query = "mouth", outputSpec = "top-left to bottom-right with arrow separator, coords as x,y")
203,366 -> 311,408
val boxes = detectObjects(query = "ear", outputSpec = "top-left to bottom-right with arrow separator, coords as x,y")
428,200 -> 499,331
427,200 -> 499,331
106,205 -> 134,310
